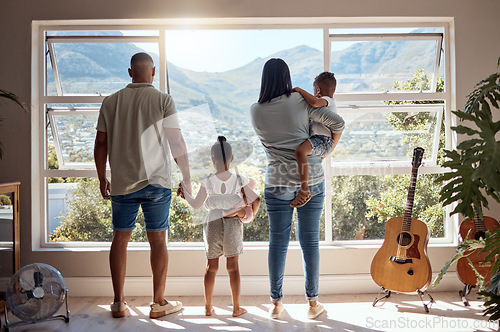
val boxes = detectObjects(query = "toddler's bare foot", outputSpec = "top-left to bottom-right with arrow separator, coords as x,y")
205,305 -> 214,316
232,307 -> 247,317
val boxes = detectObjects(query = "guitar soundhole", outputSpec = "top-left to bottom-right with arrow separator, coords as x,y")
396,232 -> 412,246
475,231 -> 486,240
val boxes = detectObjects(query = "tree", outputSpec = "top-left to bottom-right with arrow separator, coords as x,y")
362,70 -> 445,238
331,175 -> 386,240
49,163 -> 271,243
49,70 -> 446,244
50,178 -> 113,242
0,195 -> 11,206
50,178 -> 147,242
168,191 -> 204,242
330,70 -> 446,240
365,174 -> 444,238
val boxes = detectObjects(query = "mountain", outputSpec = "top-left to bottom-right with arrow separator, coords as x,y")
47,32 -> 439,120
46,32 -> 441,166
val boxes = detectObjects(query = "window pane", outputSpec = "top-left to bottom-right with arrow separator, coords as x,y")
49,110 -> 98,168
165,29 -> 323,242
47,39 -> 159,96
47,178 -> 203,243
331,174 -> 445,241
331,105 -> 443,165
48,178 -> 114,242
0,192 -> 14,277
330,30 -> 443,93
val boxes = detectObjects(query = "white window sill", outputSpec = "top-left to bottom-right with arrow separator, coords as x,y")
35,239 -> 458,252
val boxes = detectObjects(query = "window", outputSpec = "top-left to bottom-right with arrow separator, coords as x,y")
34,21 -> 455,247
324,27 -> 452,243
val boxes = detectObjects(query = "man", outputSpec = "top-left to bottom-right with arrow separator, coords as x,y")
94,52 -> 192,319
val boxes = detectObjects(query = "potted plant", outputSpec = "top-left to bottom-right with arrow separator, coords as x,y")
433,57 -> 500,319
0,89 -> 28,159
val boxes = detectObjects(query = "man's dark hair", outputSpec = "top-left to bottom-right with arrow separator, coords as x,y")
130,52 -> 154,67
258,58 -> 292,104
314,72 -> 337,96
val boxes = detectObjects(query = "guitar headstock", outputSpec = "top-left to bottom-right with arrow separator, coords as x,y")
412,147 -> 425,168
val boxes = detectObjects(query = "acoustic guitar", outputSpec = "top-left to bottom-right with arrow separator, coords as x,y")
370,147 -> 432,294
457,208 -> 499,287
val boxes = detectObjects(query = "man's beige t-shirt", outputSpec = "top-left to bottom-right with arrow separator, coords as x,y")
96,83 -> 180,195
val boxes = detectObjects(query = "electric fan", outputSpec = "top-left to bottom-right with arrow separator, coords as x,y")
3,263 -> 69,331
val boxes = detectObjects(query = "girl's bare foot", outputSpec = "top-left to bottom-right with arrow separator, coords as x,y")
205,305 -> 214,316
232,307 -> 247,317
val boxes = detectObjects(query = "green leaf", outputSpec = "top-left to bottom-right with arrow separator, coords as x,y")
432,239 -> 482,287
437,149 -> 487,220
464,72 -> 500,116
457,138 -> 483,150
451,125 -> 478,136
0,89 -> 27,111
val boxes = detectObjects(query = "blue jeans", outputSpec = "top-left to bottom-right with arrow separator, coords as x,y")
264,181 -> 325,302
110,185 -> 171,232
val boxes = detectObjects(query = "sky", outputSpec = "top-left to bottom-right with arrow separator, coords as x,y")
125,27 -> 419,73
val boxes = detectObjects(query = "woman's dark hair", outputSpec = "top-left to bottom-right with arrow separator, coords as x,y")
258,58 -> 292,104
211,136 -> 232,170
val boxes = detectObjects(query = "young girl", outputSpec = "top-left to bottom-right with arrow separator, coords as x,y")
179,136 -> 260,317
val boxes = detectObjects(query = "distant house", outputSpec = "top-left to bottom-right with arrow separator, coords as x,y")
48,183 -> 77,234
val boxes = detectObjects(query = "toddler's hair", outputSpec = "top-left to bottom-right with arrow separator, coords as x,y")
314,71 -> 337,96
211,136 -> 233,169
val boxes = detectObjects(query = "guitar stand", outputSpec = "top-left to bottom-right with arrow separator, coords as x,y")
417,290 -> 434,313
372,287 -> 391,306
458,284 -> 473,306
372,287 -> 434,313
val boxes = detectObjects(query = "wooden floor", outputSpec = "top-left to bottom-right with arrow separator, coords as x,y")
2,292 -> 499,331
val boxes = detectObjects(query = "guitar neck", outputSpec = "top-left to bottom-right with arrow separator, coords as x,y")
402,166 -> 419,232
473,200 -> 485,233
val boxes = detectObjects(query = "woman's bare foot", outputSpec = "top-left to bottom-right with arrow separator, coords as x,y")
232,307 -> 247,317
205,305 -> 214,316
290,189 -> 311,207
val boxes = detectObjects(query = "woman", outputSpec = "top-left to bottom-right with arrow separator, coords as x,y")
251,58 -> 345,319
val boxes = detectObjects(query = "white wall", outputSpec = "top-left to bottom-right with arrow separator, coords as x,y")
0,0 -> 499,296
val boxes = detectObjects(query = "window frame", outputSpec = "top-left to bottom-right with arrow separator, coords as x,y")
32,18 -> 458,250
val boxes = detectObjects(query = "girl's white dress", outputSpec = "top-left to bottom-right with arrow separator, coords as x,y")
199,173 -> 250,259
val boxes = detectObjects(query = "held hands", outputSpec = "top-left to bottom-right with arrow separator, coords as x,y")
177,179 -> 192,199
177,181 -> 186,199
182,179 -> 192,196
99,178 -> 111,200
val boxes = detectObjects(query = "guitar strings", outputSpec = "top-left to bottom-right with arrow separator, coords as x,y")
397,166 -> 418,260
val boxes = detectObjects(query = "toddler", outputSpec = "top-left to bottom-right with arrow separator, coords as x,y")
291,72 -> 342,207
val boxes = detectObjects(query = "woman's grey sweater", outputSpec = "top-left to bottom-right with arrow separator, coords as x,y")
251,92 -> 345,188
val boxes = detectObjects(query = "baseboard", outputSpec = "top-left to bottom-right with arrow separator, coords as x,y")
48,273 -> 465,297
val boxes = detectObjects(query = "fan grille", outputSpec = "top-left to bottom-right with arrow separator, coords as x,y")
6,263 -> 66,322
